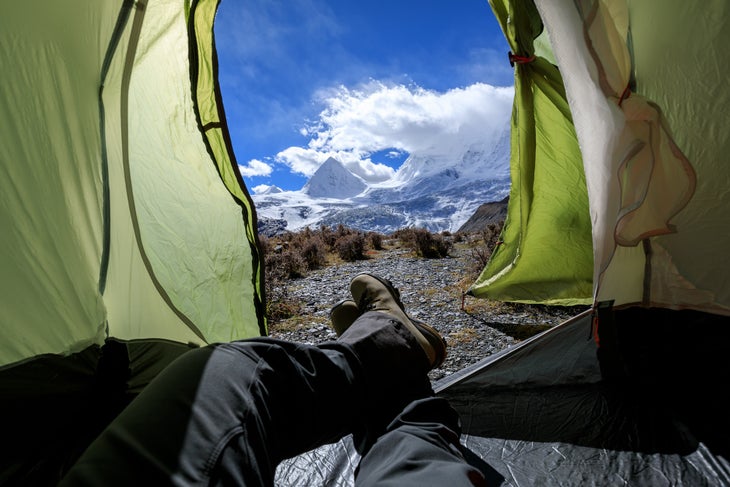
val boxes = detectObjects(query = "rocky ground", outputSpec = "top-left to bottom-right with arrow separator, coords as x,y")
267,239 -> 588,383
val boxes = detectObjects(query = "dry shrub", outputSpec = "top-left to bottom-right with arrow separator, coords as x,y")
470,246 -> 492,270
334,223 -> 353,239
318,225 -> 337,248
336,233 -> 366,261
395,227 -> 451,258
367,231 -> 384,250
482,221 -> 504,250
266,250 -> 306,280
261,243 -> 305,325
299,235 -> 327,270
470,221 -> 504,268
466,220 -> 505,282
257,234 -> 272,256
266,288 -> 302,323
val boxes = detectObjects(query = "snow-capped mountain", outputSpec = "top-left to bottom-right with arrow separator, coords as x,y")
252,127 -> 511,235
302,157 -> 367,199
257,185 -> 283,195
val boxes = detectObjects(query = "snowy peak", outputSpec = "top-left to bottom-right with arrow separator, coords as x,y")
302,157 -> 366,199
258,185 -> 283,195
252,125 -> 512,234
394,127 -> 510,186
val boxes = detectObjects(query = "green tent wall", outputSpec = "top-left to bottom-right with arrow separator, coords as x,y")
476,0 -> 730,315
468,0 -> 594,307
1,0 -> 265,482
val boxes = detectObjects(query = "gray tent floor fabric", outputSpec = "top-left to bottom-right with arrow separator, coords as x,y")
276,310 -> 730,486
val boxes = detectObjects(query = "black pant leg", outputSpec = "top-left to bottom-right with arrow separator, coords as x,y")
60,338 -> 366,486
355,397 -> 487,487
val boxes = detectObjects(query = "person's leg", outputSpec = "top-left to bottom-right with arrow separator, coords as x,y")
60,310 -> 437,486
62,272 -> 473,486
335,273 -> 486,486
355,397 -> 487,487
60,338 -> 368,486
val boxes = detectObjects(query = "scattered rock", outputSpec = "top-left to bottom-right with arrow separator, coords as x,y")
267,244 -> 586,382
258,217 -> 288,237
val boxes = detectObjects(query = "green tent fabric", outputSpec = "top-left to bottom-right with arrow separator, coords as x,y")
0,0 -> 265,365
537,0 -> 730,313
468,0 -> 594,306
1,0 -> 264,482
472,0 -> 730,316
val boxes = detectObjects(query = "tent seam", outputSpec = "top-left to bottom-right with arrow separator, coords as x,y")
118,0 -> 207,342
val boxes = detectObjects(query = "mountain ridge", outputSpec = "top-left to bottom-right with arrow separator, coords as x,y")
253,126 -> 511,235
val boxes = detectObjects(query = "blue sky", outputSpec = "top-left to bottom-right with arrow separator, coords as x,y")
214,1 -> 513,193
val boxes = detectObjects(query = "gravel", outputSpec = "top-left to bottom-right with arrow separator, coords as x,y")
267,241 -> 585,382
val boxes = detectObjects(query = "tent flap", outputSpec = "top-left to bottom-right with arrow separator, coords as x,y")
469,0 -> 593,306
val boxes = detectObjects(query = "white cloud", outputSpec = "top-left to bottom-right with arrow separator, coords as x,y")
274,147 -> 321,177
274,80 -> 514,182
386,150 -> 405,159
238,159 -> 273,177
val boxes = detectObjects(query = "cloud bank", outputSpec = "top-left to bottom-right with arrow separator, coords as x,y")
243,80 -> 514,187
238,158 -> 273,178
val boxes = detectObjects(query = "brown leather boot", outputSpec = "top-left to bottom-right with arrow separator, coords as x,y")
329,299 -> 361,336
349,273 -> 447,369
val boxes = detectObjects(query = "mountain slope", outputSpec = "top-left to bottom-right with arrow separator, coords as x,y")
253,127 -> 511,235
457,196 -> 508,233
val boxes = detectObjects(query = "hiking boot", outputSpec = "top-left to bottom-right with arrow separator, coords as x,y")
329,299 -> 361,336
349,273 -> 447,369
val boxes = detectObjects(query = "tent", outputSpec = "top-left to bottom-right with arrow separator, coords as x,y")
1,1 -> 265,483
1,0 -> 729,485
